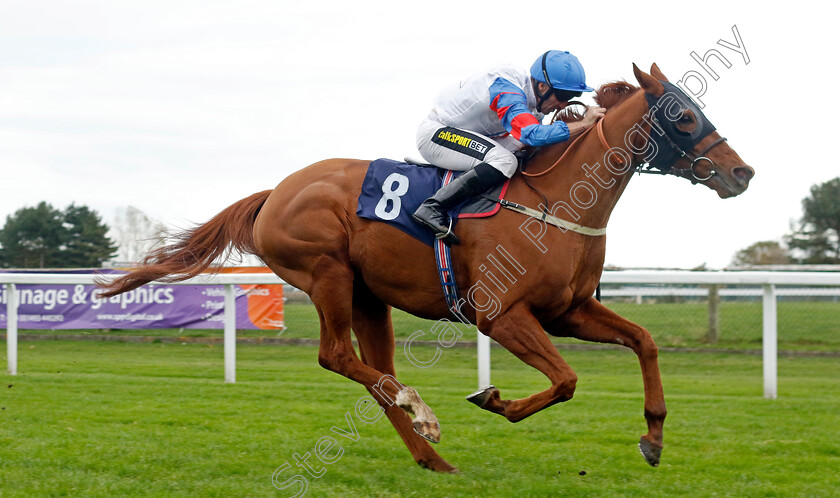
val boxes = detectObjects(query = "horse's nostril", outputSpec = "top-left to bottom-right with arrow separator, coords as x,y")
733,166 -> 755,184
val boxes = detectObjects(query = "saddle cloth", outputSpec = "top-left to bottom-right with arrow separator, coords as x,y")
356,158 -> 510,246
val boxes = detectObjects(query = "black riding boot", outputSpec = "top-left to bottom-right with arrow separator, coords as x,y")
412,163 -> 507,245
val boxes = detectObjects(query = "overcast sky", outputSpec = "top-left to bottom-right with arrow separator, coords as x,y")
1,0 -> 836,269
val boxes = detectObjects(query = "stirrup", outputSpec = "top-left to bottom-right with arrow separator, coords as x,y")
434,218 -> 460,245
434,218 -> 455,240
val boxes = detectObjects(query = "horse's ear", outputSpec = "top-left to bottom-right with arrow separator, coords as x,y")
650,63 -> 669,82
633,63 -> 664,97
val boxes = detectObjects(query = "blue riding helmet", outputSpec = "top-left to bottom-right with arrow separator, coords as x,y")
530,50 -> 594,92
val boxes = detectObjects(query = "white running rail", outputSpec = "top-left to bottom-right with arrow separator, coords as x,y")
3,271 -> 839,397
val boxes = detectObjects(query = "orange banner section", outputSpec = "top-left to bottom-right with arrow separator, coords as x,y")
218,267 -> 284,330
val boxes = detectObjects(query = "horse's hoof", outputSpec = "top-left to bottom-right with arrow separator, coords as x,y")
638,435 -> 662,467
418,458 -> 459,473
465,385 -> 497,408
413,420 -> 441,444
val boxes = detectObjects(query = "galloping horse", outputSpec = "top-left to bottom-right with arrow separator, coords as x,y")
98,64 -> 754,473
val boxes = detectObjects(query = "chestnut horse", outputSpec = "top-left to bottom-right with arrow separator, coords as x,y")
98,64 -> 754,472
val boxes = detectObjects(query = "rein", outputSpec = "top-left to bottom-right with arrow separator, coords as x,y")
521,102 -> 590,178
509,104 -> 614,236
524,97 -> 729,182
503,87 -> 729,236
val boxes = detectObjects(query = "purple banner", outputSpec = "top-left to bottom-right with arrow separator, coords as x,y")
0,270 -> 284,330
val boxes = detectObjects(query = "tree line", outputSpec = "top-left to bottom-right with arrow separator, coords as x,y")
0,202 -> 115,268
0,203 -> 166,269
1,178 -> 838,268
733,177 -> 840,266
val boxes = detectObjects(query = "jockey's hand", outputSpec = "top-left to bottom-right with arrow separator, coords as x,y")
565,106 -> 608,138
582,106 -> 607,127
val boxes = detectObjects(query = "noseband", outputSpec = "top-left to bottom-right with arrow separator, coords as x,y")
652,134 -> 729,182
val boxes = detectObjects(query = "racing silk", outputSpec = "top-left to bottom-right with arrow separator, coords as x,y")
429,65 -> 570,149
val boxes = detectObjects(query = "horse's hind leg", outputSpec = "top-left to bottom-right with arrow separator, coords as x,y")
311,263 -> 402,392
557,297 -> 667,467
309,261 -> 446,453
351,284 -> 457,473
469,303 -> 579,423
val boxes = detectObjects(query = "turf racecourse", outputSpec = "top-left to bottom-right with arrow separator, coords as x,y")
2,341 -> 839,497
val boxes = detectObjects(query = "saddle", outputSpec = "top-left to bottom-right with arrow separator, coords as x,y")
356,158 -> 510,246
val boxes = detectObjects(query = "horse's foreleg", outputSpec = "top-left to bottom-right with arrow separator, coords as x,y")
557,297 -> 667,467
351,286 -> 457,473
471,303 -> 578,422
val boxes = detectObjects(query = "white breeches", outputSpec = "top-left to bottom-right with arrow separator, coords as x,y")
416,118 -> 519,178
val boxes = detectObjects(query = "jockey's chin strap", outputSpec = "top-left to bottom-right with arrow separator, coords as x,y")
533,79 -> 554,114
533,52 -> 560,114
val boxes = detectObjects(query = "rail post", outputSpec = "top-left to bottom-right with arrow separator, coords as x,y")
477,329 -> 491,389
6,284 -> 17,376
224,284 -> 236,383
707,284 -> 720,343
762,284 -> 777,399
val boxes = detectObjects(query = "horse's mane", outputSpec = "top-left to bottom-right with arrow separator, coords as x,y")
552,81 -> 639,123
527,80 -> 641,172
594,81 -> 639,109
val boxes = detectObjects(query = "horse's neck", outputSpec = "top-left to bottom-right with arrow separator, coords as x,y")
526,93 -> 648,229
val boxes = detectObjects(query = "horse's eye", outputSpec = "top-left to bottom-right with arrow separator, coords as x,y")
674,111 -> 696,136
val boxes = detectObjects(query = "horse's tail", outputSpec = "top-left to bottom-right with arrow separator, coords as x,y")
97,190 -> 273,297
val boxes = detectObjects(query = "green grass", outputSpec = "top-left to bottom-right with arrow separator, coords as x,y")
1,341 -> 839,496
600,300 -> 840,351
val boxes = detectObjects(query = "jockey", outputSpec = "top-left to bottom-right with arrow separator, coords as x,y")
412,50 -> 606,245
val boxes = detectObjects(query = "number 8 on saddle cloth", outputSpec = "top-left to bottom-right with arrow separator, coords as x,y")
356,158 -> 509,247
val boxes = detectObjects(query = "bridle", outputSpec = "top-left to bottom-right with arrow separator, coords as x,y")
636,112 -> 728,183
635,134 -> 728,183
638,81 -> 728,183
523,82 -> 728,184
509,81 -> 732,237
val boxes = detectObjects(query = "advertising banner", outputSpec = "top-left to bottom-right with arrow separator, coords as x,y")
0,268 -> 284,330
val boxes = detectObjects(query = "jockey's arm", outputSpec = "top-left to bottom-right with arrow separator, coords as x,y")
489,77 -> 605,146
489,78 -> 571,147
